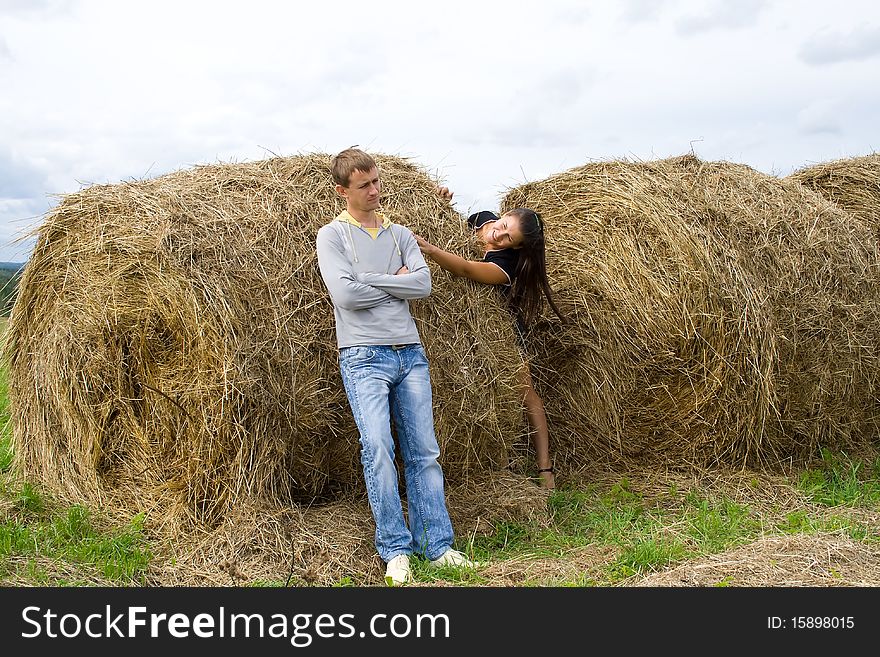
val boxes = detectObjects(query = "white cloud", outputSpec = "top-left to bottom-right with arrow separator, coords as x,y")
0,149 -> 49,198
620,0 -> 673,25
797,100 -> 844,135
0,0 -> 72,16
799,26 -> 880,65
676,0 -> 766,35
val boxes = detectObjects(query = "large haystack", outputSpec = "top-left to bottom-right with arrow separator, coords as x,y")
4,153 -> 526,528
788,153 -> 880,226
502,154 -> 880,470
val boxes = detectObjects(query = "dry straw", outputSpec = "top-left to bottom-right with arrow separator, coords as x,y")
788,152 -> 880,226
146,471 -> 549,586
502,154 -> 880,471
4,153 -> 529,531
627,534 -> 880,587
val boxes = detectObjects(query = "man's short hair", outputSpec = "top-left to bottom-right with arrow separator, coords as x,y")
331,148 -> 377,187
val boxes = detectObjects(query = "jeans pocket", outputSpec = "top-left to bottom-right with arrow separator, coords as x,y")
411,344 -> 428,366
340,346 -> 377,367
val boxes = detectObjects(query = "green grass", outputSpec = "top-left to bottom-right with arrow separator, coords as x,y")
683,493 -> 757,552
460,465 -> 878,586
796,448 -> 880,507
0,480 -> 152,583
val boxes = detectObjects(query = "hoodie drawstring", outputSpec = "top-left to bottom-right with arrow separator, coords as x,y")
389,225 -> 402,257
345,220 -> 359,263
343,218 -> 401,264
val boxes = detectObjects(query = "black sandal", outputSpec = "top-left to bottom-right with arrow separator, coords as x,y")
537,466 -> 556,490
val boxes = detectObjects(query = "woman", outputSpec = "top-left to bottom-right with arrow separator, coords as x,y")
415,206 -> 564,489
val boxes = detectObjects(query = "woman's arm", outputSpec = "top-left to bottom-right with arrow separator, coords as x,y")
414,235 -> 509,285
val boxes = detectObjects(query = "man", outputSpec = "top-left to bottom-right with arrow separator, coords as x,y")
315,148 -> 475,585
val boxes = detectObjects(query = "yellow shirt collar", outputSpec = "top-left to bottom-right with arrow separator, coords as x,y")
337,209 -> 391,229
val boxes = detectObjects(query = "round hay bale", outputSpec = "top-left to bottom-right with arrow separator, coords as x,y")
502,154 -> 880,470
788,152 -> 880,226
4,153 -> 525,528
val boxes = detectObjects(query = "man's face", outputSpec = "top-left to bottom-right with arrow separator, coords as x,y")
339,167 -> 381,214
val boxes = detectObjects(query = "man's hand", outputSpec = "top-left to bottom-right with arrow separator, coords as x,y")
395,265 -> 409,275
435,185 -> 453,202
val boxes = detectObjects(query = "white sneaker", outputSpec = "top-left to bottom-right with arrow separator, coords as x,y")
429,549 -> 479,569
384,554 -> 412,586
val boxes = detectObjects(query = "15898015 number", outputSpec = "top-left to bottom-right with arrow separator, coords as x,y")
790,616 -> 854,629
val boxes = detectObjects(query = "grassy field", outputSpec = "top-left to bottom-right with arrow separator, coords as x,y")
1,311 -> 878,586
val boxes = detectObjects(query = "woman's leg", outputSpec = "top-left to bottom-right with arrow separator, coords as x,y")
518,362 -> 555,489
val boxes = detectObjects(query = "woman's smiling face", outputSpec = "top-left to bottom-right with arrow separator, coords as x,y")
482,213 -> 525,249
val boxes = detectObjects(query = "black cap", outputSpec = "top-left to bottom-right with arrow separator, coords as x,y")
467,210 -> 499,231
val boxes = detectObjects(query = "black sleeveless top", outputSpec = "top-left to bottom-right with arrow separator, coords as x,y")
468,211 -> 527,344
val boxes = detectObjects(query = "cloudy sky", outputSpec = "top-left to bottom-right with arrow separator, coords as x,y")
1,0 -> 878,262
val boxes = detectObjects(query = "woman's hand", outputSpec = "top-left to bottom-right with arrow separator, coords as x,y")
414,234 -> 435,256
435,186 -> 453,202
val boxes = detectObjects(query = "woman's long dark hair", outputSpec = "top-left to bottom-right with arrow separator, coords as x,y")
505,208 -> 565,328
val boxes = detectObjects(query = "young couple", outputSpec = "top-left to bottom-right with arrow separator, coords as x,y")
316,148 -> 563,586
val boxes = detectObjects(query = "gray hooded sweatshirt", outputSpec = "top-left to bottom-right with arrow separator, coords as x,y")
316,211 -> 431,348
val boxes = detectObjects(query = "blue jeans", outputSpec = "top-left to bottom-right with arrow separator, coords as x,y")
339,344 -> 454,563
